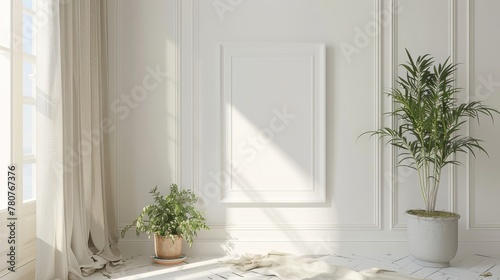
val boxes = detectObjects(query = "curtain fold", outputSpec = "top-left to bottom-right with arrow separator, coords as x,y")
36,1 -> 122,279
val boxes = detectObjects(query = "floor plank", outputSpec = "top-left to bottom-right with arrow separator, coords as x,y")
85,253 -> 500,280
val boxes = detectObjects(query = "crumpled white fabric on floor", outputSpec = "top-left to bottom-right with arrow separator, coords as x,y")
225,252 -> 423,280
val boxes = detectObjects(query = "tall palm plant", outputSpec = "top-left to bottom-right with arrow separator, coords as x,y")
367,50 -> 498,213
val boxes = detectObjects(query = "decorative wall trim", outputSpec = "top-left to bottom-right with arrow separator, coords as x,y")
447,0 -> 457,214
192,0 -> 199,194
115,0 -> 182,227
465,0 -> 500,230
207,223 -> 383,231
390,0 -> 403,230
309,0 -> 383,230
390,0 -> 457,229
219,43 -> 326,203
187,0 -> 381,229
176,0 -> 182,186
466,0 -> 475,230
114,0 -> 122,228
373,0 -> 382,230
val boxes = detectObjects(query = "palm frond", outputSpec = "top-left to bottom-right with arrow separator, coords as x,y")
361,49 -> 499,212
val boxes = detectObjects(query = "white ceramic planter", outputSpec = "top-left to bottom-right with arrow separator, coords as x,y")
405,211 -> 460,267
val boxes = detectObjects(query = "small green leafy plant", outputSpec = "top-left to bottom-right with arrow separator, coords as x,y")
121,184 -> 209,247
363,50 -> 499,213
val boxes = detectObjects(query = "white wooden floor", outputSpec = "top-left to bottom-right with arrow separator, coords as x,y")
86,254 -> 500,280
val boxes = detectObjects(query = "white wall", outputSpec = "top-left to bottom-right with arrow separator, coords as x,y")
112,0 -> 500,258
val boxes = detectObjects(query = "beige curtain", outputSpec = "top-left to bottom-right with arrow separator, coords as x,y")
36,0 -> 122,279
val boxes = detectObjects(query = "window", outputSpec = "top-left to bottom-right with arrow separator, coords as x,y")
0,0 -> 12,211
22,0 -> 37,203
1,0 -> 37,275
0,0 -> 37,211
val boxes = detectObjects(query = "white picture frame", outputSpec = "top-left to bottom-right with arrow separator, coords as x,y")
220,43 -> 326,203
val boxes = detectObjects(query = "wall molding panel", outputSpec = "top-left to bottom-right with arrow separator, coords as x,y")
390,0 -> 458,229
110,0 -> 121,229
447,0 -> 457,214
219,43 -> 326,203
372,0 -> 383,230
176,0 -> 182,186
465,0 -> 476,230
192,0 -> 200,194
389,0 -> 401,230
115,0 -> 182,229
185,0 -> 382,230
466,0 -> 500,230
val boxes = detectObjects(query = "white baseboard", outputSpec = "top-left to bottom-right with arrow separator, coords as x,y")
117,240 -> 500,262
0,259 -> 35,280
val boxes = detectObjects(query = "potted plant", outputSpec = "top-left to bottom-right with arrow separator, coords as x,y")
121,184 -> 209,260
363,50 -> 498,267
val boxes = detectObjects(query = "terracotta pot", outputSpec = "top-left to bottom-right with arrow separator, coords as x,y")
154,234 -> 183,259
